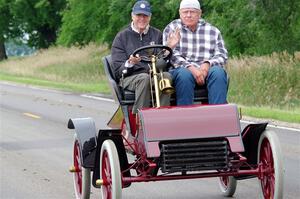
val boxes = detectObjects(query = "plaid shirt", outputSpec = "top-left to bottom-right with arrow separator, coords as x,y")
163,19 -> 228,68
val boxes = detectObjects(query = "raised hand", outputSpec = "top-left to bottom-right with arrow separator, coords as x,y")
167,27 -> 181,49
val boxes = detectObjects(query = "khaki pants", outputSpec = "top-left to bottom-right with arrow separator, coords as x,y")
121,72 -> 172,114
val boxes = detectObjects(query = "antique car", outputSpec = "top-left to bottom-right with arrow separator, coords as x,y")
68,45 -> 283,199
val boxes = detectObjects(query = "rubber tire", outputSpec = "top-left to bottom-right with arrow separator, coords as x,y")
73,136 -> 91,199
258,130 -> 284,199
218,176 -> 237,197
100,139 -> 122,199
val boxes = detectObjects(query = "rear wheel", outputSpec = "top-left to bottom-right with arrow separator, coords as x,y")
218,176 -> 237,197
73,137 -> 91,199
258,130 -> 283,199
100,139 -> 122,199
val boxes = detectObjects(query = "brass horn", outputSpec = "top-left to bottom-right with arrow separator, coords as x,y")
159,72 -> 175,94
151,56 -> 174,107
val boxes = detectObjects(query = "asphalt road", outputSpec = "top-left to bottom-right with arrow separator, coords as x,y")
1,82 -> 299,199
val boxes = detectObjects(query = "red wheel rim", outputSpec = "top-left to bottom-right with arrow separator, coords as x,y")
220,176 -> 229,187
260,138 -> 275,198
74,140 -> 82,195
101,151 -> 112,199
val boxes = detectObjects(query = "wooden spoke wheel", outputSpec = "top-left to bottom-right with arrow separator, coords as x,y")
258,130 -> 284,199
73,137 -> 91,199
100,140 -> 122,199
218,176 -> 237,197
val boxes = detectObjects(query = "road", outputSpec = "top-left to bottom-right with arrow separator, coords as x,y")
1,82 -> 299,199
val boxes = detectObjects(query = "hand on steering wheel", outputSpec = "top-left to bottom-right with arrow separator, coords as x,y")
132,45 -> 173,63
128,54 -> 141,65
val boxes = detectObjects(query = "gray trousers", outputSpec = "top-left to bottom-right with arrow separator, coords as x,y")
121,72 -> 172,114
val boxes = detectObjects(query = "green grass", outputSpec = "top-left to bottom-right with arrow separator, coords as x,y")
0,72 -> 110,93
240,106 -> 300,123
227,56 -> 300,110
1,45 -> 299,124
0,44 -> 111,93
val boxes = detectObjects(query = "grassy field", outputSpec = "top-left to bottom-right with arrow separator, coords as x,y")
0,45 -> 299,124
227,52 -> 300,123
0,44 -> 110,93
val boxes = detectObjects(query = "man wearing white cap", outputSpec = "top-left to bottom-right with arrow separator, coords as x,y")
163,0 -> 228,105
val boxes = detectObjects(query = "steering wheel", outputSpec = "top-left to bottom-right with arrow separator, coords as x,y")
132,44 -> 172,63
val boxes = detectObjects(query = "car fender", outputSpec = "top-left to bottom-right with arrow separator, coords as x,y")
241,123 -> 268,165
68,117 -> 97,168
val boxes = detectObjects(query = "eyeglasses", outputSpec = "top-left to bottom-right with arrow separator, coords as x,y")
180,9 -> 199,16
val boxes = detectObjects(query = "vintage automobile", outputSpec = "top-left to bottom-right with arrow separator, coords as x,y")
68,45 -> 283,199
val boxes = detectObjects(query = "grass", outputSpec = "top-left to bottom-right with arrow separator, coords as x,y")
0,45 -> 299,124
0,44 -> 111,93
240,106 -> 300,124
227,52 -> 300,111
0,73 -> 108,93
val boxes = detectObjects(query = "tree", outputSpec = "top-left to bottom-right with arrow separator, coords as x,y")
203,0 -> 300,55
203,0 -> 260,55
57,0 -> 181,47
0,0 -> 12,60
1,0 -> 66,60
10,0 -> 67,48
57,0 -> 300,56
254,0 -> 300,54
57,0 -> 112,46
0,42 -> 7,60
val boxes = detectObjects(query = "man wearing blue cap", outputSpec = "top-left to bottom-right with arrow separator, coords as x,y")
164,0 -> 228,106
112,0 -> 172,114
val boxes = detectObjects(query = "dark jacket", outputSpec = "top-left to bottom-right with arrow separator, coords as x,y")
111,24 -> 162,82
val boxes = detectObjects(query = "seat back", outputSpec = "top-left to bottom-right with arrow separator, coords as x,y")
102,55 -> 123,103
102,54 -> 210,105
102,55 -> 136,105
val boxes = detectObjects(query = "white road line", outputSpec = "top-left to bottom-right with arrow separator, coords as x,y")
72,94 -> 300,133
0,81 -> 70,94
3,82 -> 298,131
241,120 -> 300,132
80,94 -> 115,103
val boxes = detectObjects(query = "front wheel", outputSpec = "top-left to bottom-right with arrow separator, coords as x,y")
218,176 -> 237,197
258,130 -> 284,199
100,139 -> 122,199
73,137 -> 91,199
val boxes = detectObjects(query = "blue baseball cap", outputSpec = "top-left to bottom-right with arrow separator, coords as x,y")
132,0 -> 152,16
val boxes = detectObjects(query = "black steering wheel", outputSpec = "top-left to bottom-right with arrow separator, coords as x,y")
132,44 -> 172,63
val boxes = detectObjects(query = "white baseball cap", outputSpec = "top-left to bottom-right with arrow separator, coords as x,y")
180,0 -> 201,10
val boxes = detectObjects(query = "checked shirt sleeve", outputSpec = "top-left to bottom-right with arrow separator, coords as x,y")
208,31 -> 228,67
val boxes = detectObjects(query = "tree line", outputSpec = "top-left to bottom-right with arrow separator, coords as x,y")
1,0 -> 299,61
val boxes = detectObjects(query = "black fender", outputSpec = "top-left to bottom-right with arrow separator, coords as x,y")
68,118 -> 97,168
241,123 -> 268,165
92,129 -> 131,188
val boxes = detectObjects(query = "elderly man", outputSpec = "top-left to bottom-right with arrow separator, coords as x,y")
163,0 -> 228,105
111,0 -> 172,114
